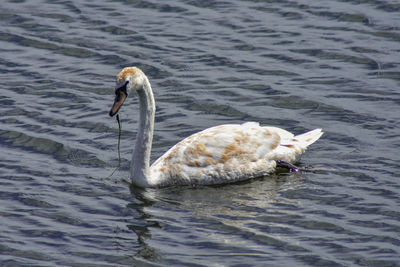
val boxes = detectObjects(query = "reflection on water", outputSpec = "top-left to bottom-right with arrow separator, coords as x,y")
1,0 -> 400,266
128,173 -> 307,265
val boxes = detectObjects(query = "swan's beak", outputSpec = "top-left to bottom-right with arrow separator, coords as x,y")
109,89 -> 127,117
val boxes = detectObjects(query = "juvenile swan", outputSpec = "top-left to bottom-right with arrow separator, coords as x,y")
109,67 -> 323,188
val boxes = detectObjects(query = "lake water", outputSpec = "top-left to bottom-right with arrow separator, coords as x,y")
1,0 -> 400,266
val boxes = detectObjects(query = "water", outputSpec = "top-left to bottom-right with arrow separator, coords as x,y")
1,0 -> 399,266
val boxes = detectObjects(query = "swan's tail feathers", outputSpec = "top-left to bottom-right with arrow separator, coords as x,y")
294,129 -> 323,150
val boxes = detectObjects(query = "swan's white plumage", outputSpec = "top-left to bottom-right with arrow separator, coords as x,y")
109,67 -> 323,188
149,123 -> 322,187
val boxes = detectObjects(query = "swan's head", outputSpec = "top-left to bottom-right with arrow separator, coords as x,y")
109,67 -> 146,117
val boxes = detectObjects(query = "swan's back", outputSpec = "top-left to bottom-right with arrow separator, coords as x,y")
149,122 -> 322,187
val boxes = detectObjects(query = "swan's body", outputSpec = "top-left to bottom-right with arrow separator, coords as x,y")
109,67 -> 323,188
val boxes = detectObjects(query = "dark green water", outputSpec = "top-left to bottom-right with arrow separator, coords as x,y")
1,0 -> 399,266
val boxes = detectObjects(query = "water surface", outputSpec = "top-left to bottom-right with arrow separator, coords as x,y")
1,0 -> 400,266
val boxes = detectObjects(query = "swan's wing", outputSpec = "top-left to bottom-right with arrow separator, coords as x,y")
150,122 -> 285,186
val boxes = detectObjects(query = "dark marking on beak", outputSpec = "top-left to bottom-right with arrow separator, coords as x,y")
109,81 -> 129,117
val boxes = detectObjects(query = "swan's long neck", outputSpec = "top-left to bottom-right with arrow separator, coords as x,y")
131,78 -> 155,187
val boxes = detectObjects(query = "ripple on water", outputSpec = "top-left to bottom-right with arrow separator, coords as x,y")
1,0 -> 400,266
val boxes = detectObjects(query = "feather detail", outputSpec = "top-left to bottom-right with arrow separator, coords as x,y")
149,123 -> 322,187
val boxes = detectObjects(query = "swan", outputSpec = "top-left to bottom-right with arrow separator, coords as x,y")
109,67 -> 323,188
